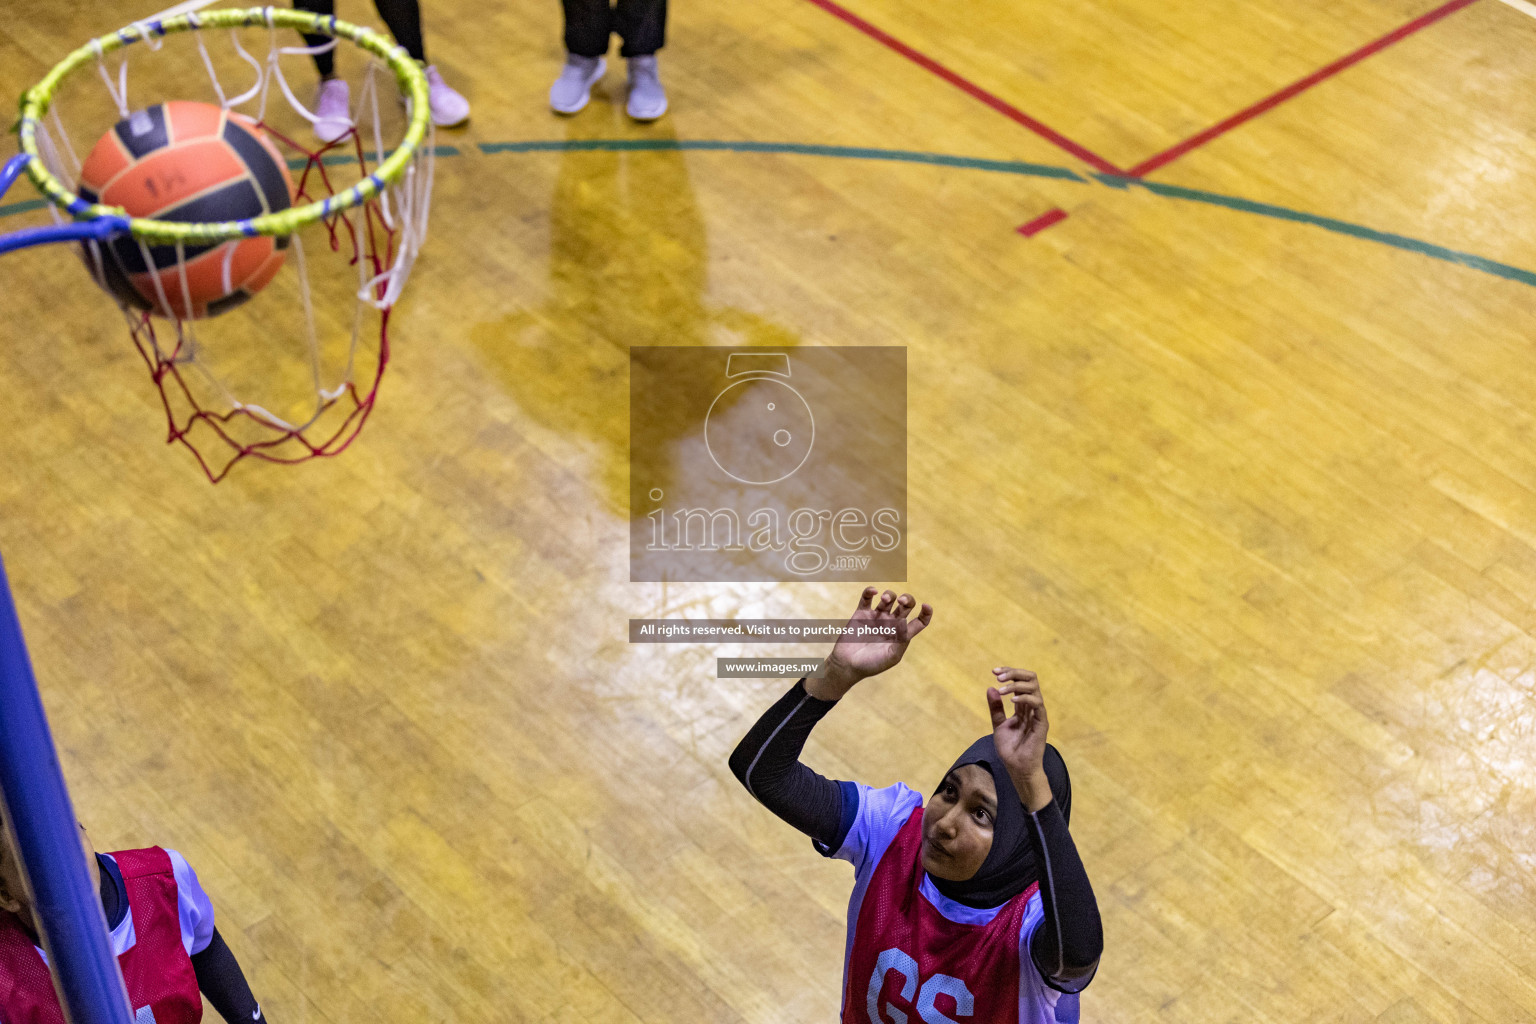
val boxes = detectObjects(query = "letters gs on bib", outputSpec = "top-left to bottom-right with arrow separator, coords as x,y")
869,948 -> 974,1024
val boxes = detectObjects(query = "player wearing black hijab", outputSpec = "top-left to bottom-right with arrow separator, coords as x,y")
730,587 -> 1102,1023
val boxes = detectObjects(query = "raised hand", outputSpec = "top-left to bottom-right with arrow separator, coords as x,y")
988,667 -> 1053,812
809,587 -> 933,699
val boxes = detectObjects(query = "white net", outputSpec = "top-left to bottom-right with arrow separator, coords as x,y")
29,8 -> 434,481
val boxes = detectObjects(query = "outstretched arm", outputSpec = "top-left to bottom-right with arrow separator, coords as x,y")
192,928 -> 268,1023
728,678 -> 849,849
990,669 -> 1104,992
728,587 -> 934,852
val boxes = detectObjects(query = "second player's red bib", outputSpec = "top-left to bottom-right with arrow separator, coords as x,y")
843,808 -> 1039,1024
0,846 -> 201,1024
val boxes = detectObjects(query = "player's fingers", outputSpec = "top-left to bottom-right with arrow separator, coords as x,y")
1016,702 -> 1034,730
907,603 -> 934,637
1012,691 -> 1040,720
986,686 -> 1007,727
896,593 -> 915,618
877,589 -> 897,613
1015,695 -> 1047,729
857,585 -> 878,610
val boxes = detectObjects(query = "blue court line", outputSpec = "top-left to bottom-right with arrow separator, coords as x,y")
3,138 -> 1531,289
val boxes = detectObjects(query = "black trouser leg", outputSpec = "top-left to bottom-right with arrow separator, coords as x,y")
562,0 -> 614,58
294,0 -> 338,78
295,0 -> 425,77
615,0 -> 667,57
374,0 -> 427,62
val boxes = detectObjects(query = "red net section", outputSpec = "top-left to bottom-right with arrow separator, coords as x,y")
124,124 -> 396,484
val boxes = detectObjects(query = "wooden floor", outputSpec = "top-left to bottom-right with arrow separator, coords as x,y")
4,0 -> 1536,1020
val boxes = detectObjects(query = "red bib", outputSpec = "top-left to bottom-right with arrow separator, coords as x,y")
844,808 -> 1038,1024
0,847 -> 202,1024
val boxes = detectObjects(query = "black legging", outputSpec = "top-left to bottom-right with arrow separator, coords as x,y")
294,0 -> 426,78
562,0 -> 667,58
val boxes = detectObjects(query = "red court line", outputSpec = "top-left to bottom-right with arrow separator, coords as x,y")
1018,208 -> 1069,236
799,0 -> 1128,176
803,0 -> 1478,183
1127,0 -> 1481,177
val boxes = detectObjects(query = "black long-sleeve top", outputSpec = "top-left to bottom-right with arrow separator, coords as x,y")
728,679 -> 1103,993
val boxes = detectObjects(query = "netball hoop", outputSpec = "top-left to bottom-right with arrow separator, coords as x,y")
0,7 -> 434,482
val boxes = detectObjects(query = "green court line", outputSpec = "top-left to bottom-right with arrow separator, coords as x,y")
4,137 -> 1531,289
287,144 -> 461,170
0,198 -> 48,218
478,140 -> 1536,289
478,138 -> 1087,181
1127,178 -> 1536,288
0,147 -> 463,216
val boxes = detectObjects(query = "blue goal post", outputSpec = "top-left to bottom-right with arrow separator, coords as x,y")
0,552 -> 134,1024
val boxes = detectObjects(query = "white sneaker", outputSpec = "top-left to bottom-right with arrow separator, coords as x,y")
626,55 -> 667,121
549,54 -> 606,115
425,65 -> 470,127
312,78 -> 352,145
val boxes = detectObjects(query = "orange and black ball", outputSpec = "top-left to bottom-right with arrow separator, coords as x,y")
78,100 -> 295,320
